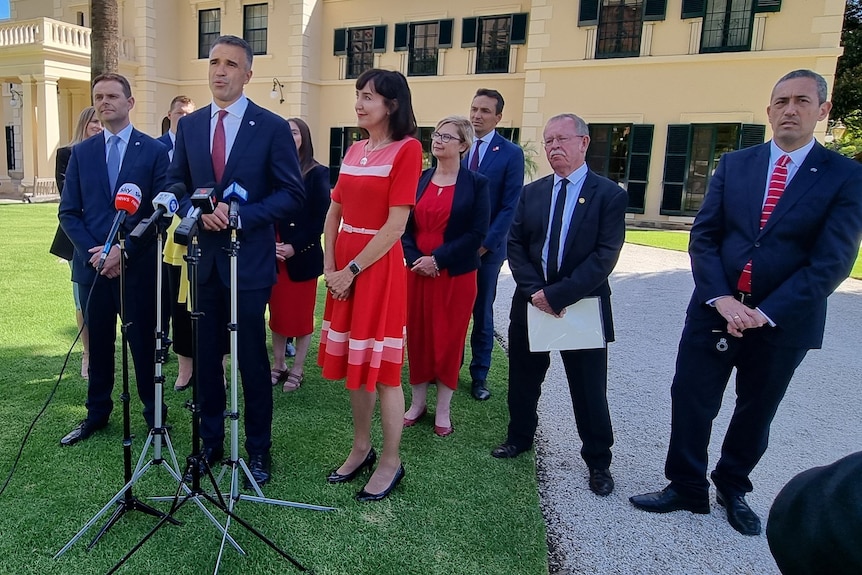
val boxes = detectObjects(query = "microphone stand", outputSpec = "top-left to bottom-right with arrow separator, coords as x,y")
56,230 -> 176,558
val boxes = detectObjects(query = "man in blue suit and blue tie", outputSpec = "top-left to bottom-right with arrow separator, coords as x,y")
59,73 -> 169,446
631,70 -> 862,536
465,89 -> 525,400
166,35 -> 305,487
157,95 -> 195,162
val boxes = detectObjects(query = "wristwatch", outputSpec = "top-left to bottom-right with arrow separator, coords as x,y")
348,260 -> 362,276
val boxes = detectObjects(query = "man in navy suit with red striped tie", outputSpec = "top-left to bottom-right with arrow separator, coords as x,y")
631,70 -> 862,536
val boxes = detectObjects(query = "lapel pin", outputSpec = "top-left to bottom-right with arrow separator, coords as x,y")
578,197 -> 585,204
135,141 -> 140,146
810,167 -> 817,172
250,121 -> 255,126
492,146 -> 499,152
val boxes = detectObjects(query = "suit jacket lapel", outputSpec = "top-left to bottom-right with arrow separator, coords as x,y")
479,133 -> 504,174
222,101 -> 260,187
91,137 -> 112,200
759,144 -> 827,236
189,105 -> 217,186
416,168 -> 435,204
561,172 -> 596,257
116,129 -> 143,193
742,144 -> 771,240
536,175 -> 554,241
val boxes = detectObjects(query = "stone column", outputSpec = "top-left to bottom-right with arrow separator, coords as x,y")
19,75 -> 37,186
35,74 -> 61,179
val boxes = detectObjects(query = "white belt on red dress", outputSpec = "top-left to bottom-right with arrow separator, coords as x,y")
342,223 -> 379,235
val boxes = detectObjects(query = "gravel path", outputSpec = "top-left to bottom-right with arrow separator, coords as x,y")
493,243 -> 862,575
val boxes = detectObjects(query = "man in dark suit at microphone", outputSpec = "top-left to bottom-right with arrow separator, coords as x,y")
59,73 -> 169,445
166,35 -> 305,487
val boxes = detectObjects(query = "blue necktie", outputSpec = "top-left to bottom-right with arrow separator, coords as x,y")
547,178 -> 568,283
107,135 -> 121,192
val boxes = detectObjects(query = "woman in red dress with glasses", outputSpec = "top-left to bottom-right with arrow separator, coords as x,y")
402,116 -> 490,436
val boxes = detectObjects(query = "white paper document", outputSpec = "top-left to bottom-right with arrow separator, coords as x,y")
527,296 -> 605,351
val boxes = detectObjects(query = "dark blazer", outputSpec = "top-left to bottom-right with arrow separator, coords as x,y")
507,170 -> 628,342
166,100 -> 306,290
50,146 -> 75,260
55,146 -> 72,194
462,131 -> 524,260
767,451 -> 862,575
156,132 -> 173,155
59,128 -> 169,285
277,163 -> 330,282
402,166 -> 490,276
688,142 -> 862,349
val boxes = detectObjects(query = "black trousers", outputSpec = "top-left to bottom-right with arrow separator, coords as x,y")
665,318 -> 807,498
80,260 -> 162,428
166,264 -> 192,357
506,311 -> 614,470
196,267 -> 273,456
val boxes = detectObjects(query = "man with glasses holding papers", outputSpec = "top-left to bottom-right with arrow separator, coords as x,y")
491,113 -> 627,498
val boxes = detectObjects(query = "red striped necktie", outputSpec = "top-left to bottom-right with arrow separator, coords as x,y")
737,154 -> 791,293
212,109 -> 228,182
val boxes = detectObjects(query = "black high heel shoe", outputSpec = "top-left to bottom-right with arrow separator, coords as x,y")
355,465 -> 405,502
326,448 -> 377,484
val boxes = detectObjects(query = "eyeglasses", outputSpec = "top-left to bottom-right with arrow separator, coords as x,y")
542,135 -> 586,148
430,132 -> 463,143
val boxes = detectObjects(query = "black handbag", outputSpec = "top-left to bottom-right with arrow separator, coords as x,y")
49,223 -> 75,260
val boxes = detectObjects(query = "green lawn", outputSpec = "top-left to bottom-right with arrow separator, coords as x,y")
626,228 -> 862,280
0,204 -> 548,575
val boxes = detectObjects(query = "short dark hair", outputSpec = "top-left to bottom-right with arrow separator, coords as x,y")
210,35 -> 253,70
355,69 -> 417,141
474,88 -> 505,115
288,117 -> 320,176
169,95 -> 194,113
92,73 -> 132,98
774,69 -> 828,105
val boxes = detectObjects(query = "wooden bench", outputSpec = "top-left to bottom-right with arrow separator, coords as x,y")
22,177 -> 59,203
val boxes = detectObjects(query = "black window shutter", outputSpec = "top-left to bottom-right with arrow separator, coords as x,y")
462,17 -> 478,47
739,124 -> 766,149
439,19 -> 454,48
754,0 -> 781,13
511,13 -> 529,45
372,25 -> 387,53
329,127 -> 345,187
680,0 -> 706,19
644,0 -> 668,21
333,28 -> 347,56
394,23 -> 408,52
626,125 -> 654,213
661,125 -> 692,214
578,0 -> 600,26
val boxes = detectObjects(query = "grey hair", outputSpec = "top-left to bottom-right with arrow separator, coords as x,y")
774,70 -> 828,105
210,35 -> 253,70
547,113 -> 589,136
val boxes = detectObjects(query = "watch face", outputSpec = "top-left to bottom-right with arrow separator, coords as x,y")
349,262 -> 360,275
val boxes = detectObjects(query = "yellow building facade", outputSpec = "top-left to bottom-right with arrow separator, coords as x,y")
0,0 -> 847,224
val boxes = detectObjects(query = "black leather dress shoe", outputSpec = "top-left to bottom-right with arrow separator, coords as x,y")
60,419 -> 107,446
244,453 -> 272,489
471,379 -> 491,401
356,465 -> 405,502
491,442 -> 529,459
629,486 -> 710,514
327,448 -> 377,484
716,488 -> 761,536
589,468 -> 615,496
183,447 -> 224,484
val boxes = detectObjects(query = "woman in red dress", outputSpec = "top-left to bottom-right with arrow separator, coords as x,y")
402,116 -> 490,436
318,69 -> 422,501
269,117 -> 330,391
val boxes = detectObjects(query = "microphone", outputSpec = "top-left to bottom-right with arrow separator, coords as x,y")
174,186 -> 217,245
130,183 -> 184,241
97,183 -> 142,271
223,181 -> 249,229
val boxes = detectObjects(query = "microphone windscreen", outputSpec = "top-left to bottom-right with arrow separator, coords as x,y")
115,183 -> 143,214
152,191 -> 180,216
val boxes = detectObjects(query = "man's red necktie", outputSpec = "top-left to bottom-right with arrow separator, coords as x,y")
737,154 -> 791,293
212,109 -> 228,182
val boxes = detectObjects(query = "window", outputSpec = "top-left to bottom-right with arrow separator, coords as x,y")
333,26 -> 387,80
701,0 -> 754,52
587,124 -> 654,213
394,20 -> 454,77
596,0 -> 644,58
5,126 -> 16,171
579,0 -> 667,28
76,11 -> 85,27
661,123 -> 765,215
198,9 -> 221,60
462,14 -> 529,74
243,4 -> 268,55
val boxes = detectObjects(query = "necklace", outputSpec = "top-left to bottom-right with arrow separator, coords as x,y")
360,138 -> 391,165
